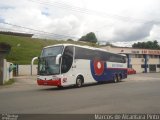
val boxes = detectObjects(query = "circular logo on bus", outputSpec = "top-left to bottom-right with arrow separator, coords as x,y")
93,60 -> 104,76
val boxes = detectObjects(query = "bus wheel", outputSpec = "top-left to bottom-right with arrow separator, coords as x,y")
117,74 -> 121,82
76,78 -> 83,88
113,75 -> 118,83
57,86 -> 63,89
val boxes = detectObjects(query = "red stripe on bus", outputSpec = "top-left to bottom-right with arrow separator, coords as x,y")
107,68 -> 127,70
37,79 -> 61,86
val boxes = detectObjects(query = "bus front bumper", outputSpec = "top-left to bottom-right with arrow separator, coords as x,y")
37,79 -> 61,86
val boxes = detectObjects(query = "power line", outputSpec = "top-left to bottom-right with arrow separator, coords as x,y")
28,0 -> 160,39
0,27 -> 66,39
0,22 -> 79,39
28,0 -> 160,25
1,0 -> 160,42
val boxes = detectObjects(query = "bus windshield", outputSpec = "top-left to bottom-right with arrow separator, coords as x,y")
38,46 -> 64,75
38,56 -> 60,75
41,46 -> 63,57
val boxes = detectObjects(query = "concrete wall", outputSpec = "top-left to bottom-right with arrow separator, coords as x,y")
156,67 -> 160,72
131,58 -> 145,73
18,65 -> 37,75
148,58 -> 159,64
132,64 -> 144,73
2,59 -> 13,83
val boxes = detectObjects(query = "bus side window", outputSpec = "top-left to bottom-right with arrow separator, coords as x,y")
123,57 -> 127,63
61,46 -> 73,73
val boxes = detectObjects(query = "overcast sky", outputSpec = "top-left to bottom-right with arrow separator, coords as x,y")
0,0 -> 160,46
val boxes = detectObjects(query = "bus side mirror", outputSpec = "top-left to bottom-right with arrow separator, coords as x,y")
56,54 -> 62,64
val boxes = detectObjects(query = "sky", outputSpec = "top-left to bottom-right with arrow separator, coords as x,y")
0,0 -> 160,47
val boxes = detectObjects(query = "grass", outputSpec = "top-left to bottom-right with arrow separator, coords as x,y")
4,79 -> 15,85
0,34 -> 98,64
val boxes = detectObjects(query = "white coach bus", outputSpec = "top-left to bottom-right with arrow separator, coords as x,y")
37,44 -> 127,88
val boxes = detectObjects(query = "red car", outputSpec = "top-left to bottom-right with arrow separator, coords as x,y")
127,68 -> 136,75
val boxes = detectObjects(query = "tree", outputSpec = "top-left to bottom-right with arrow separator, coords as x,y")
132,40 -> 160,49
79,32 -> 97,43
105,42 -> 115,46
67,39 -> 74,42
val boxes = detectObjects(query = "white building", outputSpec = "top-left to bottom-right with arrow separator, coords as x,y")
101,45 -> 160,73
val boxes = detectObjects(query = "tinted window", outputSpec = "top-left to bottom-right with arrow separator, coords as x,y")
75,47 -> 126,63
75,47 -> 95,60
41,46 -> 63,57
101,51 -> 110,61
61,46 -> 73,73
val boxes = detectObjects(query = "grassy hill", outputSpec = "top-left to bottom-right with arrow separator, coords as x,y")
0,34 -> 98,64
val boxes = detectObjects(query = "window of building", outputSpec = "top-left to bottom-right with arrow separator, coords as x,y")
141,64 -> 148,68
138,54 -> 143,58
134,54 -> 143,58
141,64 -> 145,68
157,64 -> 160,68
154,55 -> 159,58
128,65 -> 132,68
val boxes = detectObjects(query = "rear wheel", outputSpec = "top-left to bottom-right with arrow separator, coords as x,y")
113,75 -> 118,83
117,74 -> 121,82
76,78 -> 83,87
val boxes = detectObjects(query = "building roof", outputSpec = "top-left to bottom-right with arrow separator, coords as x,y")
101,45 -> 160,55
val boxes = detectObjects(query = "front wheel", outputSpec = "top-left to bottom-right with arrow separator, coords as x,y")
76,78 -> 83,88
57,86 -> 63,89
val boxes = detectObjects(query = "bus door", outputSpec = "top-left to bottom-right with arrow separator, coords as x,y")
61,46 -> 75,85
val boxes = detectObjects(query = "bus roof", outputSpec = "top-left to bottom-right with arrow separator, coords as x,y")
44,44 -> 94,50
43,44 -> 126,57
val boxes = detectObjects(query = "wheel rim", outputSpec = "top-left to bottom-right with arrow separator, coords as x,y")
114,76 -> 117,83
118,75 -> 121,82
77,79 -> 82,87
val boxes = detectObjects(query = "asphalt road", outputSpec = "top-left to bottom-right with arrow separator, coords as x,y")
0,73 -> 160,114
